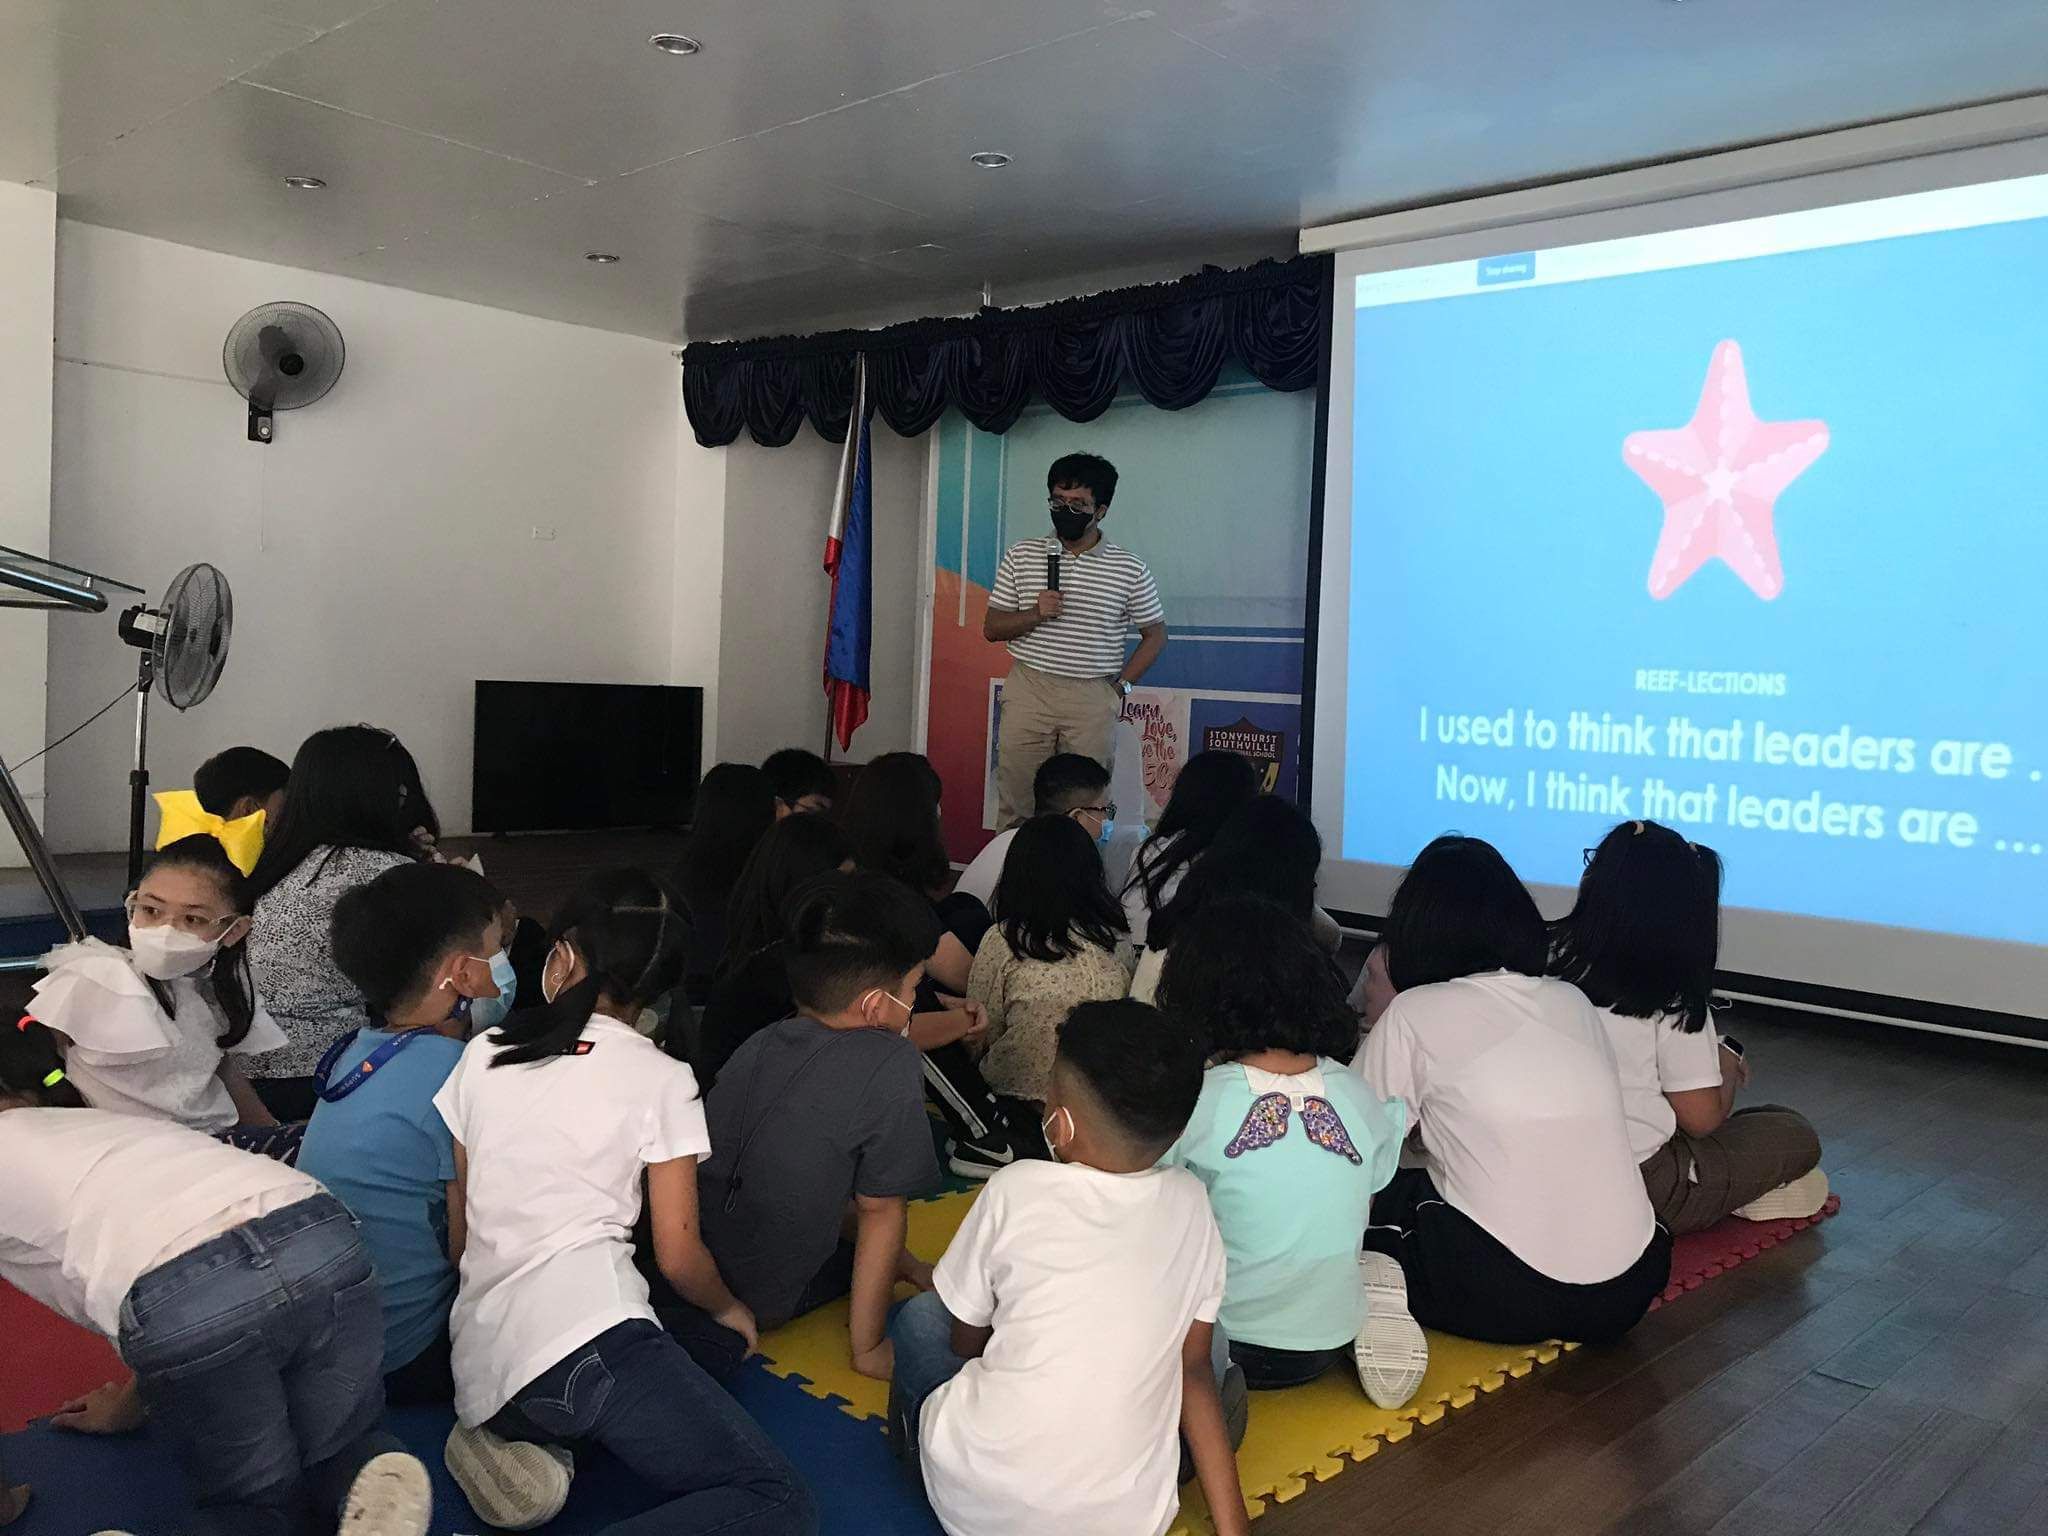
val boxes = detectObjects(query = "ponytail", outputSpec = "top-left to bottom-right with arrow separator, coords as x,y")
138,834 -> 258,1048
488,869 -> 691,1068
2,1017 -> 89,1108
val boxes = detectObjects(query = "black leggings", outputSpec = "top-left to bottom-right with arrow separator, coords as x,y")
1364,1169 -> 1671,1345
1229,1340 -> 1346,1391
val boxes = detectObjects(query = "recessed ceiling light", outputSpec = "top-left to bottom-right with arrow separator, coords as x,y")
649,33 -> 702,55
283,175 -> 326,190
584,252 -> 622,264
968,151 -> 1013,169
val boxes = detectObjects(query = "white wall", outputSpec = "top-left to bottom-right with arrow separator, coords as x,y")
44,221 -> 710,852
0,181 -> 56,866
673,421 -> 727,765
715,427 -> 928,766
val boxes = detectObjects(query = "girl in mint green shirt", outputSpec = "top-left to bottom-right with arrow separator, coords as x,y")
1158,896 -> 1410,1393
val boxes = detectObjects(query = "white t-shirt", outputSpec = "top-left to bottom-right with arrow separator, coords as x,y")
1358,973 -> 1655,1284
33,940 -> 288,1132
434,1012 -> 711,1425
1120,834 -> 1186,949
921,1160 -> 1225,1536
1128,943 -> 1165,1005
1593,1006 -> 1725,1162
0,1107 -> 318,1337
953,828 -> 1016,913
958,824 -> 1143,917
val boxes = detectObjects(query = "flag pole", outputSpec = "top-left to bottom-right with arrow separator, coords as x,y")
822,354 -> 869,767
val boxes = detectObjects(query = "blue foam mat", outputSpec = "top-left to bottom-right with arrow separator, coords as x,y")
0,1361 -> 941,1536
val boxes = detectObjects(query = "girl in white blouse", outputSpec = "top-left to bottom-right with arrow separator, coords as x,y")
1552,820 -> 1824,1230
33,834 -> 283,1135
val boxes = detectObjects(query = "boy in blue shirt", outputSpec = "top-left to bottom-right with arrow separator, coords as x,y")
298,862 -> 508,1404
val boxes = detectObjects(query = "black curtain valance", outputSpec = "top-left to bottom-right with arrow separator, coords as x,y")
680,254 -> 1332,448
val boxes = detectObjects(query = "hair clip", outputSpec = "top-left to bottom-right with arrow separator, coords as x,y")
41,1068 -> 65,1088
16,1014 -> 34,1032
1631,820 -> 1646,834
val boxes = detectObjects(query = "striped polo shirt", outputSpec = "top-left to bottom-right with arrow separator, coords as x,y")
988,534 -> 1165,680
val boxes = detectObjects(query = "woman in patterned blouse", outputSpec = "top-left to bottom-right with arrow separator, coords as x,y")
242,725 -> 436,1120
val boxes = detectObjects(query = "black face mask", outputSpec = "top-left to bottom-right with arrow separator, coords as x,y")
1050,504 -> 1094,542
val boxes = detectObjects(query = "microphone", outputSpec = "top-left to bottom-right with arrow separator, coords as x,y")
1046,551 -> 1060,593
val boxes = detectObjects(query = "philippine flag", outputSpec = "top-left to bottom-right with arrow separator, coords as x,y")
822,356 -> 872,751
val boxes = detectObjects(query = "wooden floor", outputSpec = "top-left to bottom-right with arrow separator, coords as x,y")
1258,1006 -> 2048,1536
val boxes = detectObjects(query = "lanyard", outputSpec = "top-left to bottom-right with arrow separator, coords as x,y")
314,1022 -> 435,1103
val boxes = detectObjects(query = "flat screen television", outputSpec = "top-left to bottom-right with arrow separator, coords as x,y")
472,681 -> 703,834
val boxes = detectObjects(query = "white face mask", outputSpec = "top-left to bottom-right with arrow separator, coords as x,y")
861,988 -> 916,1037
540,941 -> 573,1006
1041,1105 -> 1074,1163
129,924 -> 223,980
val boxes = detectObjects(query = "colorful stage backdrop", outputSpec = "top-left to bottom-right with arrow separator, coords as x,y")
924,372 -> 1318,859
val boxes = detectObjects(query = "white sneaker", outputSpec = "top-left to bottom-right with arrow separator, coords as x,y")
1354,1250 -> 1430,1409
1733,1167 -> 1829,1222
444,1423 -> 574,1532
341,1451 -> 432,1536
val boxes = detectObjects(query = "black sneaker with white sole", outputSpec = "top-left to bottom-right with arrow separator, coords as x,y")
946,1134 -> 1017,1180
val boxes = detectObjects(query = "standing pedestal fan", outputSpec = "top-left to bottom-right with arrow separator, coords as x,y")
117,563 -> 233,883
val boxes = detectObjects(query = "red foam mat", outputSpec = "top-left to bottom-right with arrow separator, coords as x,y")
0,1281 -> 127,1433
1651,1193 -> 1842,1309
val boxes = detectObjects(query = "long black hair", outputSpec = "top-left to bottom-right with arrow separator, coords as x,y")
488,869 -> 691,1067
0,1017 -> 89,1108
1157,895 -> 1358,1063
135,834 -> 259,1048
1126,751 -> 1262,916
719,813 -> 853,974
839,752 -> 950,895
675,763 -> 778,919
1381,835 -> 1547,992
994,815 -> 1127,963
1552,820 -> 1724,1032
1147,795 -> 1322,952
248,725 -> 427,899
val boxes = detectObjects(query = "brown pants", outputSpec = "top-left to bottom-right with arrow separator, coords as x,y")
1639,1104 -> 1822,1233
995,662 -> 1119,829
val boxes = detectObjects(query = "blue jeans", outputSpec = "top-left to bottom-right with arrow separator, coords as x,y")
117,1193 -> 398,1536
887,1293 -> 1237,1470
487,1319 -> 816,1536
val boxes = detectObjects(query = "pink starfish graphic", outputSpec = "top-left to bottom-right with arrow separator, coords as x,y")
1622,341 -> 1829,601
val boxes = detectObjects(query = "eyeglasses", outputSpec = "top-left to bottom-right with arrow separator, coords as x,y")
124,892 -> 242,935
1048,495 -> 1094,516
1071,802 -> 1116,821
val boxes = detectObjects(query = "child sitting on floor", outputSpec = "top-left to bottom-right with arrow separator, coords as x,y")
152,745 -> 292,875
434,869 -> 812,1535
1157,897 -> 1422,1406
30,834 -> 286,1140
0,1019 -> 431,1536
966,813 -> 1131,1117
887,1000 -> 1251,1536
1552,820 -> 1825,1229
297,861 -> 507,1406
699,871 -> 945,1381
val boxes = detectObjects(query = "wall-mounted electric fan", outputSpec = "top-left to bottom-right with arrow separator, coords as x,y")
223,301 -> 345,443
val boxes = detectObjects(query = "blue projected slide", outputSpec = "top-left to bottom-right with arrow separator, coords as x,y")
1346,177 -> 2048,945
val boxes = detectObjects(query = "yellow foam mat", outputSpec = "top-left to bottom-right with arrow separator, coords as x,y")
1166,1331 -> 1577,1533
752,1190 -> 1577,1531
753,1193 -> 979,1422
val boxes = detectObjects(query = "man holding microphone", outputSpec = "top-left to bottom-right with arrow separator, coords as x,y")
984,452 -> 1168,829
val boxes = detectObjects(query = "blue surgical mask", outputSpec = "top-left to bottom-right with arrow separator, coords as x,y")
468,949 -> 518,1031
1095,817 -> 1116,850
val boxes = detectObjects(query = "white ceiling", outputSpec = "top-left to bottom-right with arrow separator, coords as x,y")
5,1 -> 2046,343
